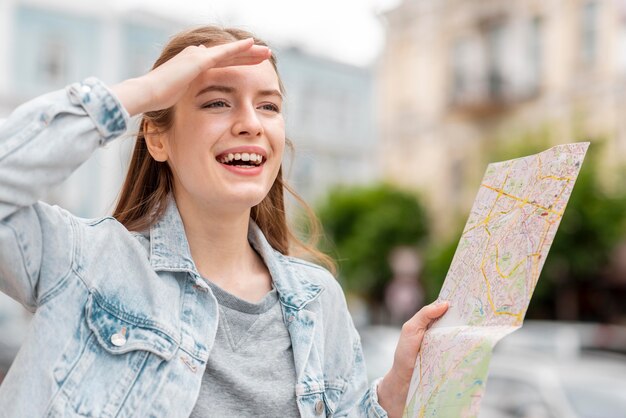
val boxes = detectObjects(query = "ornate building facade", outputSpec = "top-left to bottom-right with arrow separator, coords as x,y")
379,0 -> 626,236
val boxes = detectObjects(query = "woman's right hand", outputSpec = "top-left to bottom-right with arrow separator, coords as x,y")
111,38 -> 271,117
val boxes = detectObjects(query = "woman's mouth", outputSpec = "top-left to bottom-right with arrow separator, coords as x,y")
217,152 -> 265,168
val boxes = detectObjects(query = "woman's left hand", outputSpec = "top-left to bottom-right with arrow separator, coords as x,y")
377,301 -> 449,418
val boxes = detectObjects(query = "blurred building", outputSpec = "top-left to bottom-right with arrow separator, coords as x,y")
379,0 -> 626,236
0,0 -> 178,217
277,46 -> 378,204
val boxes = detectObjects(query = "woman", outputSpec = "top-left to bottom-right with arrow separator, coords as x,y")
0,26 -> 447,417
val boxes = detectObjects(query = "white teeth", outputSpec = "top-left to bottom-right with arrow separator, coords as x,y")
219,151 -> 264,165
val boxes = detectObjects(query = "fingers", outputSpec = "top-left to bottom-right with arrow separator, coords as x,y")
403,301 -> 448,334
206,39 -> 272,69
211,51 -> 272,68
423,300 -> 449,319
212,37 -> 255,55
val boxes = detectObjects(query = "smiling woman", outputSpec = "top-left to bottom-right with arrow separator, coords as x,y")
0,25 -> 447,417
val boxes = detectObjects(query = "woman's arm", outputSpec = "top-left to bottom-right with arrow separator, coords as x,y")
0,80 -> 128,221
0,38 -> 270,309
0,79 -> 128,309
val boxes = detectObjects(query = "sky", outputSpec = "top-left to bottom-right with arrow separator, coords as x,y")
114,0 -> 403,67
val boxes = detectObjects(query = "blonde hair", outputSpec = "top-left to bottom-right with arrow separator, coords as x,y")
113,26 -> 335,273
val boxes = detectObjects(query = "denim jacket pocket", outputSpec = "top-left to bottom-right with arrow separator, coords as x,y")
85,293 -> 179,359
323,380 -> 348,417
296,380 -> 347,418
46,294 -> 180,418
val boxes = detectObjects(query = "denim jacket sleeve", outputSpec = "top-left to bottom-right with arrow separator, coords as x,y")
316,275 -> 388,418
340,327 -> 389,418
0,78 -> 129,310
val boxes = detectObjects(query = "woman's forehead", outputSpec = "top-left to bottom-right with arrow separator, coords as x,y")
193,61 -> 280,94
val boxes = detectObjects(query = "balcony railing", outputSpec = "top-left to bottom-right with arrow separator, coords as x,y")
449,71 -> 539,117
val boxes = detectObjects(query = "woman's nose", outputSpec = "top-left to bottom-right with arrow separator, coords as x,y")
232,106 -> 263,137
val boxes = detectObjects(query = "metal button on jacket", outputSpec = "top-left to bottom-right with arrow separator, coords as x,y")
315,400 -> 324,415
111,327 -> 127,347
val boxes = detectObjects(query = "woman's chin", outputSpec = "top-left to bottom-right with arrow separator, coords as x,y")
221,189 -> 271,211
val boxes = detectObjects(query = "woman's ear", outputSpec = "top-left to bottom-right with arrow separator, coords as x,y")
144,121 -> 169,162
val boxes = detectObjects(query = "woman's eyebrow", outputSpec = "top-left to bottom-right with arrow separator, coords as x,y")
195,85 -> 234,97
195,85 -> 282,100
259,89 -> 283,100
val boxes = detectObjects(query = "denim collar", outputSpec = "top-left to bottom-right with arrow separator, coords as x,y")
149,195 -> 197,273
149,195 -> 323,310
246,219 -> 324,311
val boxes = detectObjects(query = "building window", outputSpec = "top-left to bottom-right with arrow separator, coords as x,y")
619,1 -> 626,73
486,23 -> 506,99
122,23 -> 170,80
125,46 -> 153,79
37,37 -> 67,85
621,26 -> 626,73
529,16 -> 543,92
581,1 -> 598,64
450,159 -> 465,204
451,37 -> 480,103
452,39 -> 470,99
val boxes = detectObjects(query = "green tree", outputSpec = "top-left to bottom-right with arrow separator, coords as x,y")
421,233 -> 461,302
316,183 -> 429,303
536,142 -> 626,318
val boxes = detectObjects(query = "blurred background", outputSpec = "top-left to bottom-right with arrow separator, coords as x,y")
2,0 -> 626,416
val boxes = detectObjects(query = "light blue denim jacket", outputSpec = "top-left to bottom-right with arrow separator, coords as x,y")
0,78 -> 389,418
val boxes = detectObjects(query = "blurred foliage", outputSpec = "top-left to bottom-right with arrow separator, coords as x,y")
316,183 -> 429,302
539,143 -> 626,287
421,235 -> 461,302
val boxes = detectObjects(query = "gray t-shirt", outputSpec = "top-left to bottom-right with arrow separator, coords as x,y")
190,281 -> 299,417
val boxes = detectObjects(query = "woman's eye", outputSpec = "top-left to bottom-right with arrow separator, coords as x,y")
203,100 -> 229,109
260,103 -> 280,112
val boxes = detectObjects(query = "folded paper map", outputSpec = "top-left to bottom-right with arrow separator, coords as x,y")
403,142 -> 589,418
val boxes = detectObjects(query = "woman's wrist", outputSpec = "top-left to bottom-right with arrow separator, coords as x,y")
377,368 -> 411,418
110,77 -> 151,117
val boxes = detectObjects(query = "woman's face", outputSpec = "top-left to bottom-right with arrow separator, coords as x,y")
157,60 -> 285,214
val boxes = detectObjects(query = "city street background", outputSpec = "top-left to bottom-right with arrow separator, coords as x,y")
1,0 -> 626,416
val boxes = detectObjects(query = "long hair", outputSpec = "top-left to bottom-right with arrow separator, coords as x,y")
112,26 -> 335,273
